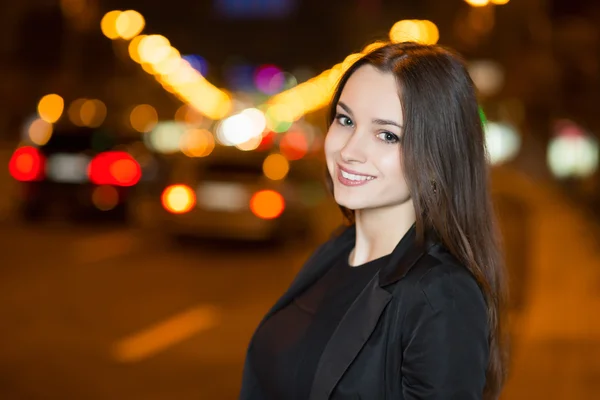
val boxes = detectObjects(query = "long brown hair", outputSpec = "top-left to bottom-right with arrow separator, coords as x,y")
326,42 -> 508,399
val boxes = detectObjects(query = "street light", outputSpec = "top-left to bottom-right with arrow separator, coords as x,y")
465,0 -> 510,6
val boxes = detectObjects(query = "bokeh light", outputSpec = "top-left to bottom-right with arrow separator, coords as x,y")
280,131 -> 309,160
174,105 -> 204,126
263,153 -> 290,181
128,35 -> 146,63
217,109 -> 266,146
92,185 -> 119,211
362,41 -> 388,54
111,11 -> 231,120
129,104 -> 158,133
100,10 -> 121,40
68,98 -> 88,126
255,65 -> 285,94
484,122 -> 521,165
389,20 -> 439,44
180,128 -> 215,157
37,94 -> 64,124
465,0 -> 490,6
548,121 -> 599,179
115,10 -> 145,40
80,99 -> 107,128
138,35 -> 171,64
28,118 -> 53,146
146,122 -> 186,154
162,185 -> 196,214
265,104 -> 294,133
183,54 -> 209,76
250,190 -> 285,220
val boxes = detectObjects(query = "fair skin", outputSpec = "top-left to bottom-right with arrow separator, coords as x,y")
325,65 -> 416,266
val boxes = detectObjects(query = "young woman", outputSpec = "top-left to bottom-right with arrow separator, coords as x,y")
239,42 -> 508,400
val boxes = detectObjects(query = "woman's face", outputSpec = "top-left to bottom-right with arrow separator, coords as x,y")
325,65 -> 410,212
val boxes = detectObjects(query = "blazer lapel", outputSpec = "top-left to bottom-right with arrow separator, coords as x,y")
308,273 -> 392,400
309,224 -> 438,400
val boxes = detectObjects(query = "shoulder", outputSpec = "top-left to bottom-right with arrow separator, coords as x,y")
395,244 -> 487,318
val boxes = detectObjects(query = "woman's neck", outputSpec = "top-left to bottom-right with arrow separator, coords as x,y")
349,200 -> 416,267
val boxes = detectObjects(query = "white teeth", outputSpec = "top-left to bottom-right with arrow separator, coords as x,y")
341,170 -> 374,181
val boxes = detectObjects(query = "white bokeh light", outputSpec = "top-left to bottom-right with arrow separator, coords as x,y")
216,109 -> 266,146
484,122 -> 521,165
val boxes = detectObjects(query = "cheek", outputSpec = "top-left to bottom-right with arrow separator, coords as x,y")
380,152 -> 405,181
324,127 -> 342,160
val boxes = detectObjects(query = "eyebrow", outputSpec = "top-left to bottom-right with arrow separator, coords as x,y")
337,101 -> 403,129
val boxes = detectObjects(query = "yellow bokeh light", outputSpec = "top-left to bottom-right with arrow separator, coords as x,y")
362,41 -> 388,54
389,20 -> 439,44
128,35 -> 146,63
421,20 -> 440,44
152,47 -> 182,75
100,10 -> 121,40
180,128 -> 215,157
130,104 -> 158,133
390,20 -> 423,43
465,0 -> 489,6
80,99 -> 107,128
341,53 -> 363,73
138,35 -> 171,65
37,94 -> 64,123
141,62 -> 157,74
490,0 -> 509,4
68,98 -> 87,126
28,118 -> 53,146
115,10 -> 145,40
162,185 -> 196,214
103,18 -> 233,123
236,134 -> 262,151
263,153 -> 290,181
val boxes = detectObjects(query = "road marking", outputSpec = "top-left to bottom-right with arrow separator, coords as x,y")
72,229 -> 140,264
111,305 -> 221,363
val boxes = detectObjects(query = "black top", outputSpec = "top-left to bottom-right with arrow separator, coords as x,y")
252,247 -> 392,400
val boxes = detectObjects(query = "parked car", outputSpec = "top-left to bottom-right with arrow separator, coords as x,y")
157,145 -> 327,242
8,126 -> 142,221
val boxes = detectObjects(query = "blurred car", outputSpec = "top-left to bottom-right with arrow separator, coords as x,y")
8,127 -> 142,221
158,146 -> 327,242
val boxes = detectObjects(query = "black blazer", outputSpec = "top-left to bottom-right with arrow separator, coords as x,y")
239,224 -> 489,400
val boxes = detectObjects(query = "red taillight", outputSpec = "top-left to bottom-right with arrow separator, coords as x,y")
8,146 -> 45,182
88,151 -> 141,187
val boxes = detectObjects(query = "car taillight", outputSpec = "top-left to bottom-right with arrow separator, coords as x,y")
162,184 -> 196,214
250,189 -> 285,219
88,151 -> 141,187
8,146 -> 45,182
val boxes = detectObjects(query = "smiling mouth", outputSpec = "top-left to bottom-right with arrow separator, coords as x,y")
336,166 -> 376,186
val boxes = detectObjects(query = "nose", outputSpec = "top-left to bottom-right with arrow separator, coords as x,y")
339,131 -> 367,164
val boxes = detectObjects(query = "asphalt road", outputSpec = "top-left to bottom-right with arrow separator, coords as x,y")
2,166 -> 600,399
0,221 -> 313,399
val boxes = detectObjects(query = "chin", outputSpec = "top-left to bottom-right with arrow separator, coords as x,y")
333,194 -> 365,211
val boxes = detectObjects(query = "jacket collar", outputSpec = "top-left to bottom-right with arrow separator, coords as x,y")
331,222 -> 440,287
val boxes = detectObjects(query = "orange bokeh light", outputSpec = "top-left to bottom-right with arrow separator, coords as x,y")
250,190 -> 285,220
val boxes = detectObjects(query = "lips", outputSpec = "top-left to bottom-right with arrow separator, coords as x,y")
336,164 -> 376,187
